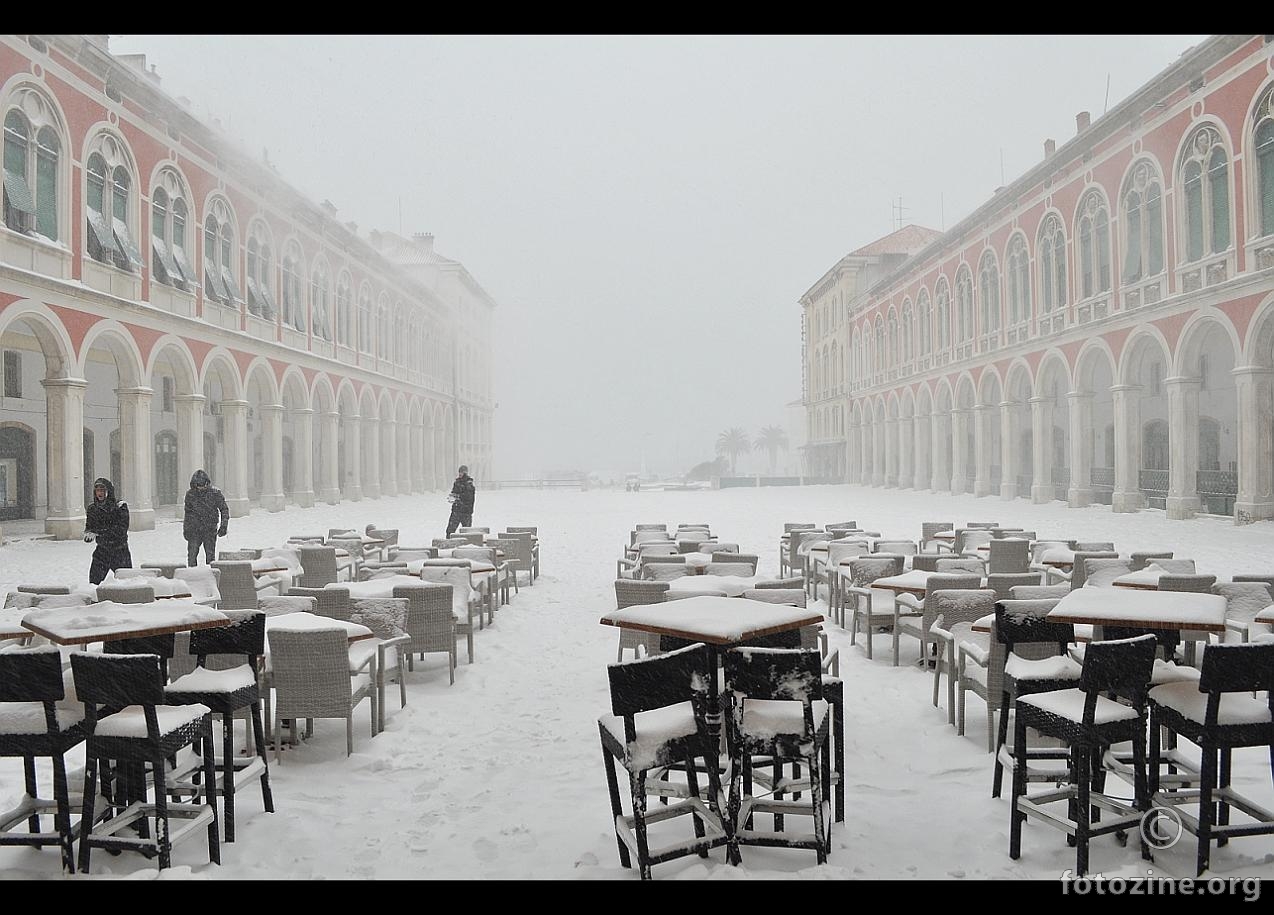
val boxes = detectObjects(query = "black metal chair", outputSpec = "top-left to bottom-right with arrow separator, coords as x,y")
0,648 -> 86,872
164,611 -> 273,843
1009,634 -> 1158,877
598,642 -> 726,879
1148,641 -> 1274,876
71,652 -> 220,872
723,646 -> 831,866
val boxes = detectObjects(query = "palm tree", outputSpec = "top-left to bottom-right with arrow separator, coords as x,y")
715,428 -> 751,476
755,425 -> 789,474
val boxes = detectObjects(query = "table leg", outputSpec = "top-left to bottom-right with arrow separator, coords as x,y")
704,644 -> 739,865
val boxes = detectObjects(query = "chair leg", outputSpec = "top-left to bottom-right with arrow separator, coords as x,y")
154,754 -> 172,869
684,758 -> 707,856
347,712 -> 355,757
1218,747 -> 1232,846
1197,742 -> 1216,877
946,643 -> 957,725
931,641 -> 942,708
601,745 -> 630,868
222,712 -> 236,843
1076,742 -> 1090,877
23,756 -> 39,835
629,772 -> 653,880
1009,712 -> 1027,860
202,720 -> 221,865
992,689 -> 1011,797
250,700 -> 274,814
50,753 -> 74,873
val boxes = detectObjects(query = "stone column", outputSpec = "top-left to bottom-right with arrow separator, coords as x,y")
999,401 -> 1018,500
318,411 -> 341,504
41,378 -> 88,540
115,387 -> 155,530
293,407 -> 315,508
912,412 -> 929,489
363,416 -> 381,499
1165,376 -> 1201,520
219,399 -> 251,517
1110,384 -> 1145,512
859,421 -> 871,485
1030,396 -> 1053,503
1067,391 -> 1094,507
397,419 -> 412,493
380,418 -> 397,497
1233,366 -> 1274,523
872,420 -> 885,487
174,394 -> 205,520
344,415 -> 363,501
884,418 -> 897,487
973,404 -> 992,497
929,411 -> 946,491
950,409 -> 969,494
258,404 -> 286,512
898,414 -> 914,488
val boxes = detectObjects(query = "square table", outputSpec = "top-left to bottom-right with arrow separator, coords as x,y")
1255,604 -> 1274,625
1044,587 -> 1226,634
666,574 -> 763,598
264,611 -> 373,643
21,600 -> 230,645
1110,568 -> 1165,591
329,576 -> 424,600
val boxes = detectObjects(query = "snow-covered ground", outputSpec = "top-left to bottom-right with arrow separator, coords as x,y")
2,483 -> 1274,880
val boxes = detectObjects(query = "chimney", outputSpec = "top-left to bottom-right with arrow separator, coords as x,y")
1044,138 -> 1056,158
413,232 -> 435,255
1076,110 -> 1091,134
320,199 -> 338,218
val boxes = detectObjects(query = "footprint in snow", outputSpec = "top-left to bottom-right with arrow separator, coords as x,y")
473,837 -> 499,861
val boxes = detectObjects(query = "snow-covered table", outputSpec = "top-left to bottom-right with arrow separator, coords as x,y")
21,600 -> 230,645
1110,566 -> 1165,590
328,576 -> 424,600
1045,587 -> 1226,633
1038,548 -> 1076,569
872,570 -> 952,597
666,574 -> 764,598
265,611 -> 373,643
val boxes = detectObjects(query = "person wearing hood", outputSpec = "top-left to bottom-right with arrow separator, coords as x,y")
83,477 -> 132,584
445,465 -> 476,537
183,468 -> 230,566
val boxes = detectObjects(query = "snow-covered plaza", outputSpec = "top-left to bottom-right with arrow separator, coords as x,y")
2,483 -> 1273,881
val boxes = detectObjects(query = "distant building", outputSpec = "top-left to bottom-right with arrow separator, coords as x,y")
0,35 -> 495,537
799,34 -> 1274,523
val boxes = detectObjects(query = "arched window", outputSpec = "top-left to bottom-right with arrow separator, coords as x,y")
150,168 -> 191,290
245,221 -> 276,320
1006,234 -> 1030,326
377,298 -> 390,360
202,198 -> 238,305
955,267 -> 974,343
85,134 -> 142,272
901,303 -> 913,363
281,241 -> 304,331
357,285 -> 372,353
310,262 -> 331,341
1077,190 -> 1111,299
1038,214 -> 1067,314
1254,86 -> 1274,238
1180,125 -> 1231,260
887,309 -> 899,366
3,90 -> 61,240
336,272 -> 352,347
978,252 -> 1000,337
874,316 -> 885,374
1121,161 -> 1164,284
934,280 -> 951,351
917,289 -> 932,355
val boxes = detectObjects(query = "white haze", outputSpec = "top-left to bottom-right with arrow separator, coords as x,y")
112,34 -> 1208,480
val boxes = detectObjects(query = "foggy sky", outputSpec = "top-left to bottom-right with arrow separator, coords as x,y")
112,34 -> 1207,479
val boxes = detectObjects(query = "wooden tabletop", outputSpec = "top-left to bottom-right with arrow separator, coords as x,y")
1046,588 -> 1226,633
22,600 -> 231,645
666,574 -> 763,598
265,611 -> 373,643
1255,604 -> 1274,624
600,595 -> 822,645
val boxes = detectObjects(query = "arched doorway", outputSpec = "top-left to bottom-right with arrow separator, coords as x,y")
154,430 -> 179,505
0,424 -> 34,521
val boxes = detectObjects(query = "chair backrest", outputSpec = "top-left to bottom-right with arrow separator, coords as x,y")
0,646 -> 65,704
1158,573 -> 1217,594
789,530 -> 825,568
328,528 -> 357,541
989,527 -> 1023,537
677,537 -> 713,554
994,598 -> 1071,655
1198,642 -> 1274,697
642,563 -> 690,583
502,534 -> 534,572
259,547 -> 304,573
927,588 -> 996,629
360,564 -> 408,581
828,540 -> 871,567
210,560 -> 259,610
330,538 -> 366,562
869,554 -> 908,575
1149,558 -> 1197,574
641,555 -> 686,567
457,526 -> 489,534
614,579 -> 669,609
1232,573 -> 1274,593
392,584 -> 456,653
287,534 -> 325,545
924,574 -> 982,602
724,646 -> 822,710
784,523 -> 816,533
115,567 -> 165,580
71,651 -> 166,712
1030,540 -> 1076,564
873,540 -> 918,556
824,521 -> 857,531
741,588 -> 806,608
635,524 -> 668,532
259,594 -> 317,617
1069,551 -> 1120,590
936,558 -> 984,576
268,628 -> 358,716
417,566 -> 472,615
716,554 -> 758,574
1009,584 -> 1071,600
394,547 -> 438,563
1212,581 -> 1274,622
506,526 -> 537,535
173,566 -> 220,602
955,529 -> 993,554
708,542 -> 740,554
1129,550 -> 1173,571
987,539 -> 1030,574
456,532 -> 485,546
349,597 -> 409,640
910,553 -> 944,572
607,642 -> 710,725
1078,634 -> 1157,706
631,530 -> 671,547
31,592 -> 93,609
1082,557 -> 1134,588
985,572 -> 1043,602
189,610 -> 265,666
285,586 -> 350,621
752,577 -> 803,590
432,538 -> 468,549
217,550 -> 259,561
452,546 -> 496,565
95,581 -> 155,604
921,522 -> 953,542
849,556 -> 902,587
966,521 -> 999,529
705,562 -> 755,578
1074,541 -> 1115,552
16,584 -> 71,595
636,541 -> 678,557
297,546 -> 340,588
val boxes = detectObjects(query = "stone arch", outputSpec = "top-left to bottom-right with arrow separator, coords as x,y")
335,379 -> 361,500
1175,315 -> 1240,515
1073,342 -> 1119,505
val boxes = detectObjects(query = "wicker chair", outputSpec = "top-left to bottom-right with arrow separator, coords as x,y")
174,566 -> 221,607
921,521 -> 954,552
927,588 -> 996,725
211,561 -> 274,611
1213,581 -> 1274,642
217,550 -> 259,561
15,584 -> 71,595
987,539 -> 1030,574
348,598 -> 411,732
613,580 -> 669,660
94,581 -> 155,604
297,546 -> 346,588
1067,551 -> 1120,590
484,538 -> 519,603
1082,557 -> 1134,588
892,573 -> 982,668
365,525 -> 400,560
711,553 -> 758,573
0,646 -> 86,872
285,586 -> 351,621
641,562 -> 689,583
506,527 -> 540,579
844,556 -> 903,658
704,562 -> 754,578
393,583 -> 461,682
502,533 -> 535,587
985,572 -> 1043,601
410,571 -> 476,664
267,626 -> 375,760
1128,550 -> 1173,571
452,546 -> 498,618
328,538 -> 366,578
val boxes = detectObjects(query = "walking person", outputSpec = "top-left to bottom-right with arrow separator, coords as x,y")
84,477 -> 132,585
445,465 -> 476,537
184,468 -> 229,566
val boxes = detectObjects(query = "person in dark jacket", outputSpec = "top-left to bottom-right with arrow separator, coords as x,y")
184,468 -> 230,566
84,477 -> 132,585
445,465 -> 476,537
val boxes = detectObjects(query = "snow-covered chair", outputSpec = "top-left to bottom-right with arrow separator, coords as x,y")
892,573 -> 981,668
174,566 -> 221,607
392,583 -> 462,679
348,598 -> 411,732
613,579 -> 668,661
927,588 -> 996,725
267,626 -> 374,760
415,567 -> 478,663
